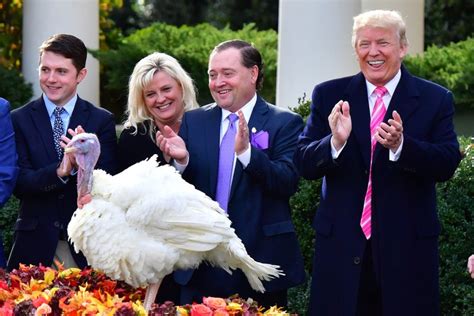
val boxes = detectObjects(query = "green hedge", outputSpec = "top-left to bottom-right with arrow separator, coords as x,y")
92,22 -> 277,121
437,136 -> 474,315
92,24 -> 474,121
404,37 -> 474,112
0,197 -> 17,258
0,64 -> 33,109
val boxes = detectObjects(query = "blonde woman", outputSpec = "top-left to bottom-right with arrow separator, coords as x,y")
117,52 -> 198,303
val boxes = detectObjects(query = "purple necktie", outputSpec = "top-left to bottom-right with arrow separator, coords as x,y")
216,113 -> 238,211
360,86 -> 388,239
53,106 -> 65,161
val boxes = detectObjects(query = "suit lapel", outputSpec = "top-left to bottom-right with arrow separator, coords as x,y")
30,98 -> 57,161
373,66 -> 420,159
385,66 -> 420,123
247,96 -> 270,135
206,105 -> 223,199
29,96 -> 93,162
68,97 -> 90,131
345,73 -> 371,170
229,96 -> 270,198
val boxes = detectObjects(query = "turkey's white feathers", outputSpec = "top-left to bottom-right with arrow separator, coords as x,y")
68,155 -> 283,290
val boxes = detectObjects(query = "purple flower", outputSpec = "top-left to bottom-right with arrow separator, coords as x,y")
250,128 -> 269,150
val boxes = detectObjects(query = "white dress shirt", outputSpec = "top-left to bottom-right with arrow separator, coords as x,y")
331,70 -> 403,161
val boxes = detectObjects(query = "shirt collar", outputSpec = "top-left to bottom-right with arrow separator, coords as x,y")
220,93 -> 257,123
365,69 -> 401,97
43,94 -> 77,118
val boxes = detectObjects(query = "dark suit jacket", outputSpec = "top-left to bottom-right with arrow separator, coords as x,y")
117,121 -> 168,172
0,98 -> 18,267
0,98 -> 18,208
294,66 -> 461,316
175,96 -> 306,299
7,96 -> 118,271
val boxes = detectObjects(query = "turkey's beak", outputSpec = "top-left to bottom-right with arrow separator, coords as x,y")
64,147 -> 77,154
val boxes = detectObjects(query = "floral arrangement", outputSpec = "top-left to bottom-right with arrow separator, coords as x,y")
177,296 -> 291,316
0,264 -> 293,315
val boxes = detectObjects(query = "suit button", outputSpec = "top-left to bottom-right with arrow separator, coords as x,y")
353,256 -> 361,265
364,170 -> 369,175
53,221 -> 61,228
58,194 -> 64,200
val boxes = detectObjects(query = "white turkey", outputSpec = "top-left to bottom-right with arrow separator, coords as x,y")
65,133 -> 283,310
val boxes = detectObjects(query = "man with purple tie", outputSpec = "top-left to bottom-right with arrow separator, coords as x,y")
157,39 -> 305,307
294,10 -> 461,316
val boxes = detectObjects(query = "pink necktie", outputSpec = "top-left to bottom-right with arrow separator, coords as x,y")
360,86 -> 388,239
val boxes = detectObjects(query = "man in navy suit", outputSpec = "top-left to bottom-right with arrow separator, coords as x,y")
7,34 -> 117,271
0,97 -> 18,268
294,10 -> 462,316
157,40 -> 306,307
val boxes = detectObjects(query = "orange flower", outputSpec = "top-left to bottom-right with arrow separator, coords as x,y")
32,296 -> 49,308
214,308 -> 230,316
191,303 -> 213,316
203,296 -> 227,310
226,302 -> 243,312
262,306 -> 290,315
35,303 -> 52,315
0,279 -> 9,290
177,306 -> 190,315
0,300 -> 14,315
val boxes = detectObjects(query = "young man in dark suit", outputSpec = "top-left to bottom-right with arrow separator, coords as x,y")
157,40 -> 306,307
294,10 -> 462,316
7,34 -> 117,271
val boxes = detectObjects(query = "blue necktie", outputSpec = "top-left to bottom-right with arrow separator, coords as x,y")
215,113 -> 238,211
53,106 -> 65,160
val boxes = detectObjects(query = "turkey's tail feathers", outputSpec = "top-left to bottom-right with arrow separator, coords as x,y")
227,238 -> 284,293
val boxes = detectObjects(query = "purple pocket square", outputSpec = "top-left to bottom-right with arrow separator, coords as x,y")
250,129 -> 269,150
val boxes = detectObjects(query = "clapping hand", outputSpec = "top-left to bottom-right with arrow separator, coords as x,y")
468,255 -> 474,279
156,125 -> 189,164
376,110 -> 404,152
235,110 -> 249,155
328,100 -> 351,151
57,126 -> 85,178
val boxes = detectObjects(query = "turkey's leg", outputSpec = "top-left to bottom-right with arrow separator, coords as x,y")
143,279 -> 162,311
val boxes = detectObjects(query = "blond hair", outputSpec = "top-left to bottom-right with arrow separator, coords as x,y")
352,10 -> 408,49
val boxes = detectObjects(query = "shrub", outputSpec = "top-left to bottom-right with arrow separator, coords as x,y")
289,96 -> 318,274
286,97 -> 317,315
0,196 -> 18,258
437,136 -> 474,315
0,64 -> 33,109
92,22 -> 277,121
404,37 -> 474,111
